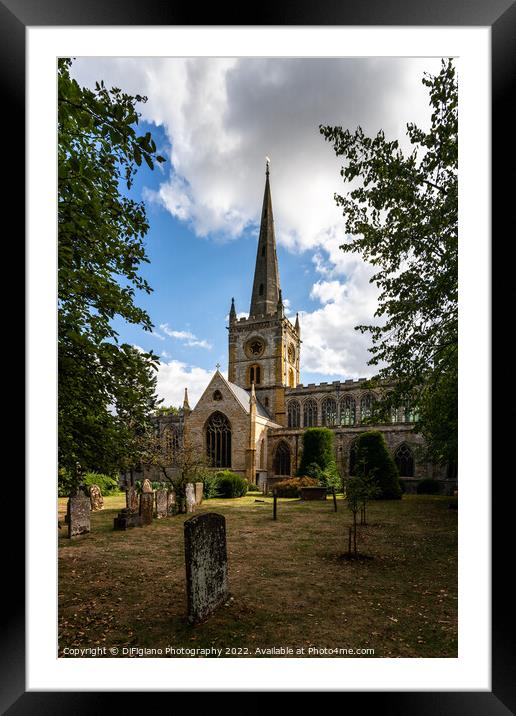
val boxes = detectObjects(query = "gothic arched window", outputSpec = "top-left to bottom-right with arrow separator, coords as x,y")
287,400 -> 300,428
206,412 -> 232,468
321,397 -> 337,426
249,364 -> 261,385
348,439 -> 359,477
394,443 -> 414,477
340,396 -> 356,426
303,398 -> 318,427
405,404 -> 419,423
274,441 -> 291,476
360,394 -> 374,423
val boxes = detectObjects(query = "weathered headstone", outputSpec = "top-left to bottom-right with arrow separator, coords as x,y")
167,489 -> 177,516
126,486 -> 139,513
184,513 -> 229,624
67,495 -> 91,538
186,483 -> 196,513
142,478 -> 153,493
140,492 -> 154,526
194,482 -> 204,505
114,508 -> 142,530
89,484 -> 104,511
155,489 -> 168,519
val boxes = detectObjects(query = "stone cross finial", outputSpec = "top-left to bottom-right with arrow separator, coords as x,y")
216,363 -> 221,371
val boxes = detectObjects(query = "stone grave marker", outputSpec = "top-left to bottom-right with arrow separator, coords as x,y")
67,494 -> 91,538
140,492 -> 154,526
89,484 -> 104,511
113,508 -> 142,530
126,486 -> 139,513
142,478 -> 153,493
167,489 -> 176,516
194,482 -> 204,505
156,489 -> 168,519
186,483 -> 196,513
184,513 -> 228,624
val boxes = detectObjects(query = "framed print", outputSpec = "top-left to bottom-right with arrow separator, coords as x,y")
6,0 -> 513,710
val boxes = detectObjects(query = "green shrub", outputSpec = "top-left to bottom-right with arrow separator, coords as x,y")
298,428 -> 335,476
58,468 -> 75,497
215,471 -> 248,498
83,471 -> 122,495
355,431 -> 402,500
274,477 -> 318,497
416,478 -> 442,495
201,470 -> 220,499
304,461 -> 341,491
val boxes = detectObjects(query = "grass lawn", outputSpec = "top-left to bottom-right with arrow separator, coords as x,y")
58,493 -> 457,658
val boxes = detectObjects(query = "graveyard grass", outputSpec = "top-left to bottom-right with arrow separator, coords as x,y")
58,494 -> 457,658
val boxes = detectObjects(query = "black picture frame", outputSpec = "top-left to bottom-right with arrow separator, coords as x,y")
9,0 -> 511,711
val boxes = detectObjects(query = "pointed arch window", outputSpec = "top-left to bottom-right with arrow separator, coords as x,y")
274,441 -> 291,476
249,364 -> 261,386
287,400 -> 301,428
321,397 -> 337,426
303,398 -> 318,427
340,396 -> 356,426
360,394 -> 375,423
404,404 -> 419,423
394,443 -> 414,477
206,412 -> 232,468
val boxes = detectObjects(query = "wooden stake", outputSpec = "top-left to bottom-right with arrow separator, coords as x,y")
332,487 -> 337,512
273,491 -> 277,521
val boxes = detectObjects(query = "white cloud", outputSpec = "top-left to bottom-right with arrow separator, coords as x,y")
156,359 -> 221,407
159,323 -> 212,350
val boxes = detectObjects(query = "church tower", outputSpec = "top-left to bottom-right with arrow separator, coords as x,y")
228,161 -> 301,426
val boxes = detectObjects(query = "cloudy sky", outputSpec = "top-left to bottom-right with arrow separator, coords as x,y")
71,56 -> 443,407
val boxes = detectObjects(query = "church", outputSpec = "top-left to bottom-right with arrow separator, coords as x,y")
152,165 -> 452,495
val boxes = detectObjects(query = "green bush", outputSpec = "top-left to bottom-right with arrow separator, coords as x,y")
355,431 -> 402,500
83,471 -> 121,495
201,470 -> 220,499
215,471 -> 248,498
303,461 -> 341,492
416,478 -> 442,495
274,477 -> 318,497
298,428 -> 335,476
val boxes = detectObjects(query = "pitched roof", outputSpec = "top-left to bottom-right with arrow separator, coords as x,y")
226,379 -> 270,419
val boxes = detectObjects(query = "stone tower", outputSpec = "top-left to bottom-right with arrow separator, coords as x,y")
228,162 -> 301,426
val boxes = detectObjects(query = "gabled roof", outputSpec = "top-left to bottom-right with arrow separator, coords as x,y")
225,378 -> 270,419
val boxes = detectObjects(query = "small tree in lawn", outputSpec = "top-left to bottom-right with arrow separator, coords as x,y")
168,433 -> 207,513
345,468 -> 380,558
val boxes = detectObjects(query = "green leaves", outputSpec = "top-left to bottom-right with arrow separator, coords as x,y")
58,58 -> 166,476
321,59 -> 458,466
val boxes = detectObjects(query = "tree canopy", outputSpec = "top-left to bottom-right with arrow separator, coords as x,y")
58,58 -> 165,482
320,59 -> 457,467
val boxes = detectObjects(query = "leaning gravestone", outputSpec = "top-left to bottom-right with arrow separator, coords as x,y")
126,486 -> 139,513
167,489 -> 176,516
184,513 -> 228,624
142,478 -> 153,493
114,508 -> 142,530
67,494 -> 91,538
155,489 -> 168,519
89,484 -> 104,511
186,483 -> 196,514
194,482 -> 204,506
140,492 -> 154,526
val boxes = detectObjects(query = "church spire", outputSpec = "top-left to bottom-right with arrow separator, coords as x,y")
249,160 -> 281,317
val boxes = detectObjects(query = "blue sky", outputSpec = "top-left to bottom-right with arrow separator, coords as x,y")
72,57 -> 441,406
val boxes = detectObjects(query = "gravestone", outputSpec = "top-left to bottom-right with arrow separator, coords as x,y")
142,478 -> 153,493
167,489 -> 176,516
156,489 -> 168,519
89,484 -> 104,511
126,486 -> 139,513
140,492 -> 154,526
114,508 -> 142,530
186,483 -> 196,513
67,495 -> 91,538
184,513 -> 228,624
194,482 -> 204,505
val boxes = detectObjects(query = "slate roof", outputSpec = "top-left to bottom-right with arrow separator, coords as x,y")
226,379 -> 270,419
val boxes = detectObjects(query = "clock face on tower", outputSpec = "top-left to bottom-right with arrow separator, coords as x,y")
245,337 -> 265,358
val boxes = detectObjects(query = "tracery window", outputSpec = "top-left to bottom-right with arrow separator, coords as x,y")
404,404 -> 419,423
274,441 -> 291,476
303,398 -> 318,427
249,364 -> 261,385
206,412 -> 232,468
394,443 -> 414,477
339,396 -> 356,426
360,394 -> 374,422
287,400 -> 301,428
321,397 -> 337,426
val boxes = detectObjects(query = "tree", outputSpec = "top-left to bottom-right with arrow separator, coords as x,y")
58,58 -> 166,483
344,474 -> 379,558
320,59 -> 457,469
355,431 -> 402,500
298,427 -> 335,475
